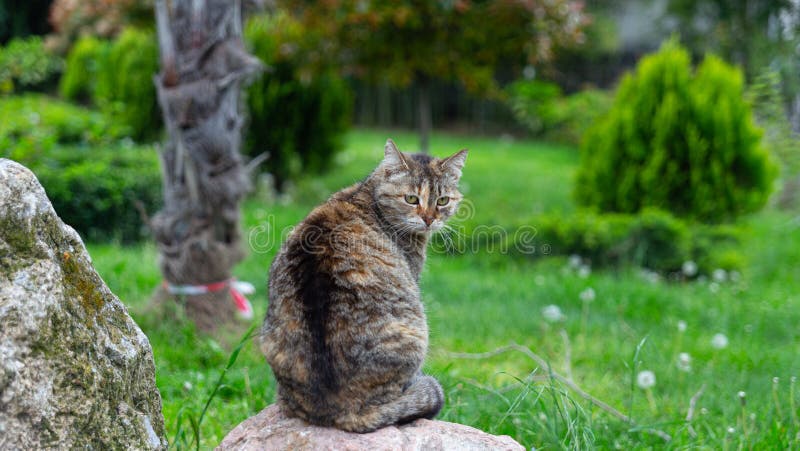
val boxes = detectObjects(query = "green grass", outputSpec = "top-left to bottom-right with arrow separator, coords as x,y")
87,128 -> 800,449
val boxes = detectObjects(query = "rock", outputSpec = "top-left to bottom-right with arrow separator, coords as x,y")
217,404 -> 525,451
0,159 -> 167,449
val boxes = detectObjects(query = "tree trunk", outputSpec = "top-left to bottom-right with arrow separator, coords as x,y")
150,0 -> 262,333
417,75 -> 432,154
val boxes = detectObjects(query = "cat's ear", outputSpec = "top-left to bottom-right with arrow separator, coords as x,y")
440,149 -> 468,179
383,139 -> 410,171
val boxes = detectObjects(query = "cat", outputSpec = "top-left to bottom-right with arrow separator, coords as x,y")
260,138 -> 468,432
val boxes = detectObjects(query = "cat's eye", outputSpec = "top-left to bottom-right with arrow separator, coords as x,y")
404,194 -> 420,205
436,196 -> 450,206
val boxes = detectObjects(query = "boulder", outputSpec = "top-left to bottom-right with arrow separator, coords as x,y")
217,404 -> 525,451
0,159 -> 167,449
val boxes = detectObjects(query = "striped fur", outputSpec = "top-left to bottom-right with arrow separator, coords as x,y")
260,139 -> 467,432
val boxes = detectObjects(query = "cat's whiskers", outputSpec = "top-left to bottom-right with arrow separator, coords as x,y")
435,224 -> 459,253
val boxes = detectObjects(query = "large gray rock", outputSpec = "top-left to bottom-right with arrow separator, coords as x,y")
0,159 -> 167,449
217,404 -> 525,451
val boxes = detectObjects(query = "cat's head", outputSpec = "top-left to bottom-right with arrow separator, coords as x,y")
373,139 -> 468,234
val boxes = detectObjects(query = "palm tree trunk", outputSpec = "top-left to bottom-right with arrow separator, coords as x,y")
150,0 -> 262,333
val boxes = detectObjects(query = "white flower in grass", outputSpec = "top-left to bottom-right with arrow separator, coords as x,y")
712,333 -> 729,349
677,352 -> 692,372
579,287 -> 596,303
637,370 -> 656,389
712,269 -> 728,283
568,254 -> 582,269
682,260 -> 698,277
578,264 -> 591,279
542,304 -> 566,323
641,269 -> 660,284
677,320 -> 687,333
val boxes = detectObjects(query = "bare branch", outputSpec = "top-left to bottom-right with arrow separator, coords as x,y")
155,0 -> 178,86
245,152 -> 270,173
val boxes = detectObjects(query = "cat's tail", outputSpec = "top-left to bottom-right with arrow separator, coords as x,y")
335,375 -> 445,433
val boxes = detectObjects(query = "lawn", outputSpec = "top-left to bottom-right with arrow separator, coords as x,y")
88,128 -> 800,449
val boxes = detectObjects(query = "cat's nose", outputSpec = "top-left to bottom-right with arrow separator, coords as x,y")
422,216 -> 434,226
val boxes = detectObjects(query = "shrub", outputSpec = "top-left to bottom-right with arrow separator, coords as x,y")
59,36 -> 108,103
0,36 -> 62,94
30,145 -> 162,242
0,94 -> 130,159
1,94 -> 160,242
575,39 -> 776,222
514,209 -> 743,275
95,28 -> 161,141
506,80 -> 612,145
244,13 -> 352,190
59,29 -> 160,141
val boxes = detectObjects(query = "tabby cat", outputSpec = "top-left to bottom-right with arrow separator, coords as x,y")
261,139 -> 468,432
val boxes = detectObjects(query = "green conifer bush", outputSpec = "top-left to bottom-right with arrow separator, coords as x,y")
575,39 -> 776,222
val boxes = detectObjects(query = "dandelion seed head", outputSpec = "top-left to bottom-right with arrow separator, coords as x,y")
677,320 -> 687,333
773,376 -> 780,385
727,426 -> 735,434
182,381 -> 193,391
568,254 -> 582,269
534,275 -> 546,286
579,287 -> 596,303
637,370 -> 656,389
578,264 -> 591,279
730,271 -> 741,282
792,376 -> 797,384
542,304 -> 565,323
644,270 -> 660,283
682,260 -> 698,277
712,269 -> 728,283
677,352 -> 691,372
700,407 -> 708,415
711,333 -> 729,349
738,391 -> 746,399
709,282 -> 720,293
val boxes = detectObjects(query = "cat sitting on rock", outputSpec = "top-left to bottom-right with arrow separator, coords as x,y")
261,139 -> 467,432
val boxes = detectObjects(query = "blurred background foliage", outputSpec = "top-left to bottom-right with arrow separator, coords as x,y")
243,12 -> 352,190
0,0 -> 797,259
